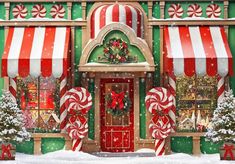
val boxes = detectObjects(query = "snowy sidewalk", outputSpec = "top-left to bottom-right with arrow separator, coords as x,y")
0,150 -> 234,164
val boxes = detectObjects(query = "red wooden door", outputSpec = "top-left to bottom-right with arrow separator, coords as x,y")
100,78 -> 134,152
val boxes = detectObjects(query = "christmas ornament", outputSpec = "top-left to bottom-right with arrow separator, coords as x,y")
31,4 -> 46,18
145,87 -> 173,114
206,4 -> 221,18
12,4 -> 28,19
168,4 -> 183,18
50,4 -> 65,19
66,115 -> 88,151
187,4 -> 202,17
65,87 -> 92,115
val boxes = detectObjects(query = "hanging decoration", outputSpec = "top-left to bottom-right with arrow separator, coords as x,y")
98,38 -> 137,64
12,4 -> 28,19
31,4 -> 47,18
187,4 -> 202,17
168,4 -> 184,18
145,87 -> 175,156
106,91 -> 132,116
50,4 -> 65,19
65,87 -> 92,151
206,4 -> 221,18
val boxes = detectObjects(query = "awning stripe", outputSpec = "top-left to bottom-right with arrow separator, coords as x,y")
164,26 -> 233,77
2,27 -> 70,78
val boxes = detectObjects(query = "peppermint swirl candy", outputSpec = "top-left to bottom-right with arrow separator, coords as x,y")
187,4 -> 202,17
149,115 -> 171,139
65,87 -> 92,115
206,4 -> 221,18
50,4 -> 65,19
168,4 -> 183,18
31,4 -> 47,18
145,87 -> 173,114
67,115 -> 88,140
12,4 -> 28,19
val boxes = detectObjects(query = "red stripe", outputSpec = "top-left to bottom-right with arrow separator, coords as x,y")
179,27 -> 195,76
220,27 -> 233,76
112,4 -> 119,22
2,27 -> 14,77
63,28 -> 70,77
18,27 -> 35,77
164,27 -> 173,75
41,27 -> 56,77
125,6 -> 132,28
90,7 -> 99,38
100,5 -> 109,30
135,7 -> 141,37
199,26 -> 217,76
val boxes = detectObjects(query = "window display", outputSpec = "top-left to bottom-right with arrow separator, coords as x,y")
176,76 -> 216,132
17,77 -> 60,132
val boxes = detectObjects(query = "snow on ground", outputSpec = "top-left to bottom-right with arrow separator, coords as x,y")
0,150 -> 234,164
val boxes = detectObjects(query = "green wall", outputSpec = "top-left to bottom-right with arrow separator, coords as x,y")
72,3 -> 82,20
0,3 -> 5,94
139,78 -> 146,139
88,79 -> 95,140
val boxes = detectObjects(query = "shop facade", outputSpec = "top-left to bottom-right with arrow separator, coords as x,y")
0,0 -> 235,154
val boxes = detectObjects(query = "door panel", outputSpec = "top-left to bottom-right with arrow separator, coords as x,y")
100,78 -> 134,152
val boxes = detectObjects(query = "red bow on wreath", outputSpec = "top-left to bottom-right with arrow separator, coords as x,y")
110,91 -> 125,110
1,144 -> 12,159
223,144 -> 234,160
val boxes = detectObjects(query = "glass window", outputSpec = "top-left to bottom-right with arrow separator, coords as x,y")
176,75 -> 216,132
17,76 -> 60,132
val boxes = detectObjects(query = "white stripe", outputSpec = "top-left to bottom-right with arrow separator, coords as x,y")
105,5 -> 114,26
52,27 -> 66,78
129,6 -> 137,35
168,27 -> 184,76
30,27 -> 45,77
210,27 -> 228,77
7,28 -> 25,78
94,6 -> 103,38
189,27 -> 207,76
119,5 -> 126,24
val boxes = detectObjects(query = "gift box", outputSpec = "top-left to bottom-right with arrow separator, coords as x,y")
220,144 -> 235,160
0,144 -> 15,160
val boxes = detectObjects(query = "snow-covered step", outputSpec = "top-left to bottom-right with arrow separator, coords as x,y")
91,152 -> 156,157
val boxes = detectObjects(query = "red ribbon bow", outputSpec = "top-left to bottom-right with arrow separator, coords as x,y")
223,144 -> 234,160
1,144 -> 12,159
110,91 -> 125,110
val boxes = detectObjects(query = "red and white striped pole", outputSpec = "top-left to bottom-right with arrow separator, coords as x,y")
217,76 -> 225,104
168,73 -> 176,132
9,78 -> 17,102
60,75 -> 67,133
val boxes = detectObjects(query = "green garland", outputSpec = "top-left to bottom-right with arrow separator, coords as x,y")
106,91 -> 132,116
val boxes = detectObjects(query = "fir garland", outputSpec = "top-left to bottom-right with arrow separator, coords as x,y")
106,91 -> 132,116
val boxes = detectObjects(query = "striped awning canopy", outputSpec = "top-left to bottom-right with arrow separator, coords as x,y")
164,26 -> 233,77
2,27 -> 70,78
90,4 -> 144,38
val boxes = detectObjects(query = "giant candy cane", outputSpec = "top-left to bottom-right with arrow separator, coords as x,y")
217,76 -> 225,104
9,78 -> 17,102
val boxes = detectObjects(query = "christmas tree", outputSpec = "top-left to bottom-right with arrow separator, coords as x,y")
0,90 -> 31,144
205,90 -> 235,143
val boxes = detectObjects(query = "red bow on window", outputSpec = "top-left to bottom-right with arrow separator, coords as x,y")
1,144 -> 12,159
223,144 -> 234,160
110,91 -> 125,110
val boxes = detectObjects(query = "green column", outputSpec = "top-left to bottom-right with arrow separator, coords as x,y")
88,79 -> 95,140
139,78 -> 146,139
0,3 -> 5,95
74,27 -> 82,86
153,27 -> 160,87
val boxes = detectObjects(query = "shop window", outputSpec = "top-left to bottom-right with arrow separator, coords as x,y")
17,77 -> 60,132
176,76 -> 217,132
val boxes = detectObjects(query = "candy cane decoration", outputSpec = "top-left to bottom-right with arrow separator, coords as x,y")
187,4 -> 202,17
168,74 -> 176,132
145,87 -> 173,115
31,4 -> 47,18
217,76 -> 225,104
50,4 -> 65,19
12,4 -> 28,19
168,4 -> 184,18
66,115 -> 88,151
60,76 -> 67,133
149,115 -> 171,156
65,87 -> 92,115
9,78 -> 17,102
206,4 -> 221,18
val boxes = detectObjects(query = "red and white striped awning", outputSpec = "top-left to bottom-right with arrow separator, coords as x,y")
90,4 -> 144,38
164,26 -> 233,77
2,27 -> 70,78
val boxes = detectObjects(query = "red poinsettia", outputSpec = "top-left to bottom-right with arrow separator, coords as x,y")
122,42 -> 127,49
112,40 -> 120,47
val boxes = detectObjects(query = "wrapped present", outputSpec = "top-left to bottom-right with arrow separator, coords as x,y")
0,144 -> 15,160
220,144 -> 235,160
